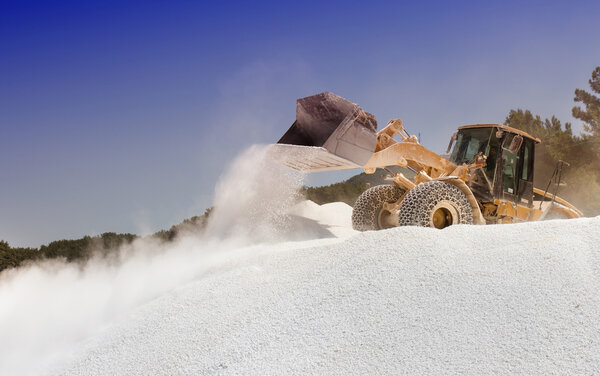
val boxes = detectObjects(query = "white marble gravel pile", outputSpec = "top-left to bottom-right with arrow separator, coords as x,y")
54,215 -> 600,375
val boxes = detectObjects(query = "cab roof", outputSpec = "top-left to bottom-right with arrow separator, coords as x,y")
458,123 -> 541,143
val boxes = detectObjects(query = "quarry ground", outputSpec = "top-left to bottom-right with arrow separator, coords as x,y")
1,147 -> 599,375
52,210 -> 600,376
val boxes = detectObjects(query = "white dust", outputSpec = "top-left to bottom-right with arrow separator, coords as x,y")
0,145 -> 320,376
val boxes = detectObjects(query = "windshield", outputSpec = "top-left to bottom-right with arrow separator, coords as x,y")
450,128 -> 493,164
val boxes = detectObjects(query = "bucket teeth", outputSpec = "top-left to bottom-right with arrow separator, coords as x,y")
268,145 -> 361,173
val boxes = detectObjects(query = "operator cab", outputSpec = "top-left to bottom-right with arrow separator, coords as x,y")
448,124 -> 540,206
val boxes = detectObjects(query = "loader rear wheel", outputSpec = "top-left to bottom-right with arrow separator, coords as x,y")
398,181 -> 473,228
352,185 -> 404,231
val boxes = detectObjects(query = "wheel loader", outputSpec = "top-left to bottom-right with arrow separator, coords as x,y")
270,92 -> 582,230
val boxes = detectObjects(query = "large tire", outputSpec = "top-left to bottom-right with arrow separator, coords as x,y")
352,185 -> 404,231
398,181 -> 473,228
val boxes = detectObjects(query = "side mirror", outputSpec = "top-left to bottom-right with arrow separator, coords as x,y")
445,133 -> 457,154
503,134 -> 523,154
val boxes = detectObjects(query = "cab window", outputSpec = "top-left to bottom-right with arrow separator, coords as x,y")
450,128 -> 493,164
521,140 -> 533,182
502,134 -> 520,194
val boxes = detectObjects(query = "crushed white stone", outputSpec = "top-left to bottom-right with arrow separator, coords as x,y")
52,212 -> 600,376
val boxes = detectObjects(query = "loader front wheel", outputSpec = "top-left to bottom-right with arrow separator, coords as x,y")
352,185 -> 404,231
398,181 -> 473,228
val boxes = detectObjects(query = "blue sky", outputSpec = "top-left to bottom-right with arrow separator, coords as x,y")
1,0 -> 599,247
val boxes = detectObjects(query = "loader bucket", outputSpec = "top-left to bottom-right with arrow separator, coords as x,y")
272,92 -> 378,172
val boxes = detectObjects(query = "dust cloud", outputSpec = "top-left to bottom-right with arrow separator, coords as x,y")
204,145 -> 305,242
0,145 -> 318,376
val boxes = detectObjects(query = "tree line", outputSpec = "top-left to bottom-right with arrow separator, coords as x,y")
505,66 -> 600,216
0,208 -> 213,274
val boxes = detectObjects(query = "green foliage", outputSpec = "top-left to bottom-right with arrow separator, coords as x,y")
40,236 -> 92,261
0,208 -> 216,274
505,110 -> 579,188
97,232 -> 137,250
0,241 -> 39,272
573,67 -> 600,137
152,207 -> 213,241
301,168 -> 410,206
505,66 -> 600,216
38,233 -> 138,262
572,66 -> 600,167
1,233 -> 137,274
564,166 -> 600,215
302,181 -> 366,205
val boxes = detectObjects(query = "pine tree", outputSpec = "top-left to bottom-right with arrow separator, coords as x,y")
504,67 -> 600,216
573,66 -> 600,137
